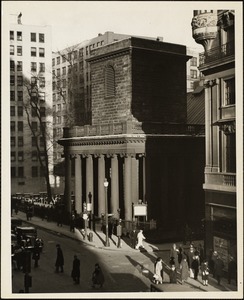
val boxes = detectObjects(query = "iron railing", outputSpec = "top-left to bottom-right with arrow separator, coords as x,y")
199,41 -> 235,66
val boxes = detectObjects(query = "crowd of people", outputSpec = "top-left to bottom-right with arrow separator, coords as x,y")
152,243 -> 237,287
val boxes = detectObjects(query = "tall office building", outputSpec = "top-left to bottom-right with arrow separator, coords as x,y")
192,10 -> 237,270
10,15 -> 52,194
186,47 -> 203,92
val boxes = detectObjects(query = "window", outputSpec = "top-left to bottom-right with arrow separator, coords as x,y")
11,152 -> 16,162
105,65 -> 115,97
32,107 -> 37,117
32,122 -> 38,131
62,79 -> 66,88
53,93 -> 56,101
79,48 -> 83,58
62,55 -> 66,63
39,33 -> 45,43
17,31 -> 22,41
86,46 -> 89,55
10,75 -> 15,85
57,116 -> 61,124
10,91 -> 15,101
57,68 -> 60,77
40,166 -> 45,177
17,61 -> 22,71
18,151 -> 24,161
31,77 -> 37,86
10,106 -> 15,116
18,106 -> 23,116
39,48 -> 45,57
17,46 -> 22,56
224,78 -> 235,105
10,31 -> 14,40
18,121 -> 23,132
226,133 -> 236,172
31,47 -> 36,56
18,167 -> 24,178
68,53 -> 72,61
52,81 -> 56,90
31,62 -> 37,72
31,150 -> 37,161
57,104 -> 61,111
40,63 -> 45,72
68,65 -> 71,74
32,166 -> 38,177
18,91 -> 23,101
11,167 -> 16,178
11,121 -> 15,132
190,57 -> 197,66
40,107 -> 46,117
190,81 -> 194,89
57,56 -> 60,64
190,70 -> 197,79
73,50 -> 78,59
11,137 -> 16,147
74,63 -> 78,72
39,77 -> 45,88
10,45 -> 14,55
17,76 -> 23,86
40,137 -> 44,147
31,32 -> 36,42
62,66 -> 66,75
18,136 -> 23,147
10,60 -> 15,71
39,92 -> 45,102
52,58 -> 55,66
32,137 -> 37,146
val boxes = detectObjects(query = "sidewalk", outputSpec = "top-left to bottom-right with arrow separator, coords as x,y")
13,211 -> 238,292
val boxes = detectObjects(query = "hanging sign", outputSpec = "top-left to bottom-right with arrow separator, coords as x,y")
134,204 -> 147,216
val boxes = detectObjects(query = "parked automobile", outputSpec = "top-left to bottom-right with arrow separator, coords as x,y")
15,226 -> 44,252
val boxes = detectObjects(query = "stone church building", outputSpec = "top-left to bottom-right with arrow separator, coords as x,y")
58,37 -> 205,237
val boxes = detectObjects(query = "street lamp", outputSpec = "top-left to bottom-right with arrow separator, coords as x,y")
104,178 -> 110,247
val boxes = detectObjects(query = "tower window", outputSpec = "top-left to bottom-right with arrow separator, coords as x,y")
105,65 -> 115,97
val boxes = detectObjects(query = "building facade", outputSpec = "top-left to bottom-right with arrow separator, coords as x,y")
10,17 -> 53,194
58,37 -> 205,238
186,47 -> 202,92
192,10 -> 236,269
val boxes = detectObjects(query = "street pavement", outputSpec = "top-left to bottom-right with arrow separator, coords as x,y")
12,211 -> 238,295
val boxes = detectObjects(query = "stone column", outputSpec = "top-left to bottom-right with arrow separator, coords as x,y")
64,153 -> 72,212
131,154 -> 139,204
204,84 -> 211,171
98,154 -> 105,217
124,154 -> 132,221
86,154 -> 94,213
111,154 -> 119,218
74,154 -> 82,214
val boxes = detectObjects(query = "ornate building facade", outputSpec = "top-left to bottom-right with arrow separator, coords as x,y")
58,37 -> 205,237
192,10 -> 237,269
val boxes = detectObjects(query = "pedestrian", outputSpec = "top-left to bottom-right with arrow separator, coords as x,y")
191,255 -> 199,280
228,256 -> 237,285
178,245 -> 183,265
214,255 -> 224,285
169,264 -> 177,283
71,255 -> 80,284
130,229 -> 137,249
211,250 -> 218,278
92,263 -> 105,288
187,244 -> 195,278
201,259 -> 210,286
55,244 -> 64,273
170,243 -> 179,268
135,229 -> 146,250
198,243 -> 204,265
152,257 -> 163,284
179,255 -> 189,284
32,243 -> 40,268
70,214 -> 75,232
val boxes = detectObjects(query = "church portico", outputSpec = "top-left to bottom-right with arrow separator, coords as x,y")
59,134 -> 147,222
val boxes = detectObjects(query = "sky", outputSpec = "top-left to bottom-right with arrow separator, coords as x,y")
1,0 -> 212,51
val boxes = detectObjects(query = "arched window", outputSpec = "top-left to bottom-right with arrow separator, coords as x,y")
105,65 -> 115,97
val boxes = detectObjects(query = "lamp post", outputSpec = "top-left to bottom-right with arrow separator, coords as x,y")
104,178 -> 110,247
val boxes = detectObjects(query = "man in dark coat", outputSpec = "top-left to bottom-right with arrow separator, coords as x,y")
32,243 -> 40,268
228,256 -> 237,285
214,255 -> 224,285
71,255 -> 80,284
92,263 -> 105,288
55,244 -> 64,273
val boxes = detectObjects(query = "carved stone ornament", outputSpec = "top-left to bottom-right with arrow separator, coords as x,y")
191,13 -> 217,30
220,123 -> 236,135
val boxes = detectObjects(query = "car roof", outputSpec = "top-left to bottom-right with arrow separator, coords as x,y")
16,226 -> 36,230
